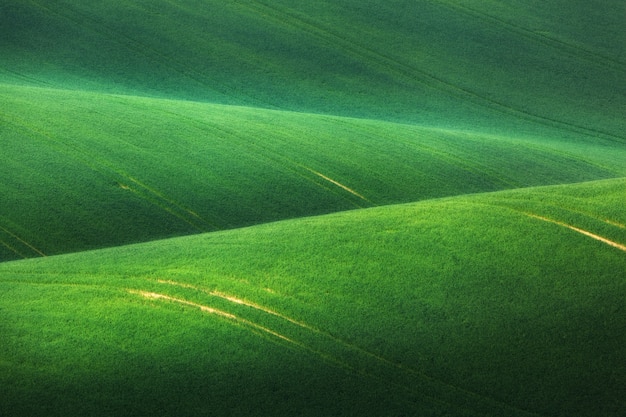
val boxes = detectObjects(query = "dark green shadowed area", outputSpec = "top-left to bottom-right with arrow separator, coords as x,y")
1,0 -> 624,134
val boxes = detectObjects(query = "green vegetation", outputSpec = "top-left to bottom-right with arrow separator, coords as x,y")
1,84 -> 624,261
1,0 -> 624,415
1,0 -> 624,135
1,179 -> 624,417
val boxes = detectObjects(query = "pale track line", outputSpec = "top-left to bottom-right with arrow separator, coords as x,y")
525,214 -> 626,252
2,111 -> 216,233
158,279 -> 319,332
131,287 -> 491,415
0,240 -> 27,259
131,289 -> 378,379
123,176 -> 216,231
148,106 -> 369,212
131,290 -> 295,344
0,225 -> 46,257
155,279 -> 543,417
301,167 -> 370,202
605,219 -> 626,229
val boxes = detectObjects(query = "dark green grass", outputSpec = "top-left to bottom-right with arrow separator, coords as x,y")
2,84 -> 624,261
0,0 -> 623,136
1,179 -> 624,417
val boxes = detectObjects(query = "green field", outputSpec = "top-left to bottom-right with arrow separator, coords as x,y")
1,179 -> 625,416
1,0 -> 625,416
1,84 -> 624,261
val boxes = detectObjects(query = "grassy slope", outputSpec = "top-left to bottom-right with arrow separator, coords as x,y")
0,0 -> 624,136
1,0 -> 624,261
1,84 -> 624,261
0,1 -> 624,415
0,179 -> 624,417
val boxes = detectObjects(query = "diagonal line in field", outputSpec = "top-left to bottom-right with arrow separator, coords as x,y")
137,291 -> 236,319
525,214 -> 626,252
0,225 -> 46,257
131,290 -> 297,343
243,0 -> 623,142
130,287 -> 474,413
431,0 -> 624,71
605,219 -> 626,229
302,167 -> 370,202
157,279 -> 315,330
153,279 -> 542,416
0,240 -> 28,259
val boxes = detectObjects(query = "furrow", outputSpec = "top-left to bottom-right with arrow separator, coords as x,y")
153,279 -> 544,416
242,0 -> 624,142
525,213 -> 626,252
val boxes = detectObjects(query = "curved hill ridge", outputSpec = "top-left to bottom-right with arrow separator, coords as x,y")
1,84 -> 624,261
1,178 -> 624,417
1,1 -> 624,415
1,0 -> 624,136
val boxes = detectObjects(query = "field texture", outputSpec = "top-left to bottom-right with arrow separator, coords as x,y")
1,0 -> 625,416
1,179 -> 625,417
1,84 -> 624,261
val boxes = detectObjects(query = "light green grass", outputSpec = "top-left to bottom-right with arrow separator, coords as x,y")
1,179 -> 624,416
1,84 -> 624,261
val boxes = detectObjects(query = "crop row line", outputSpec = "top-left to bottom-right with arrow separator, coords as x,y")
242,0 -> 623,142
0,66 -> 52,87
332,118 -> 527,191
152,105 -> 372,209
0,110 -> 217,234
468,200 -> 626,253
524,213 -> 626,252
26,0 -> 264,106
143,278 -> 544,417
0,239 -> 28,259
0,225 -> 46,258
432,0 -> 625,72
131,287 -> 473,415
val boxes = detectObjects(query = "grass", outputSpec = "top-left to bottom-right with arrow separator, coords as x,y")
1,0 -> 625,415
1,0 -> 624,136
1,84 -> 624,261
0,179 -> 624,417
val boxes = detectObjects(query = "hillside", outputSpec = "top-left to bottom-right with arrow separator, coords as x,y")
2,0 -> 624,261
1,84 -> 624,261
1,179 -> 624,416
1,0 -> 624,135
1,1 -> 624,415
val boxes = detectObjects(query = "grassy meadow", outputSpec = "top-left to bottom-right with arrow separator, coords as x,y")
1,0 -> 624,135
1,0 -> 625,416
0,179 -> 625,417
1,83 -> 624,261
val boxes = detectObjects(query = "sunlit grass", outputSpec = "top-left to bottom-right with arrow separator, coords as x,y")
2,84 -> 624,261
1,179 -> 624,416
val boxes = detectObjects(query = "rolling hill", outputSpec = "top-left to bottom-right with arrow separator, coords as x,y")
0,179 -> 624,416
1,0 -> 625,416
1,0 -> 624,261
1,0 -> 624,134
1,83 -> 624,261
